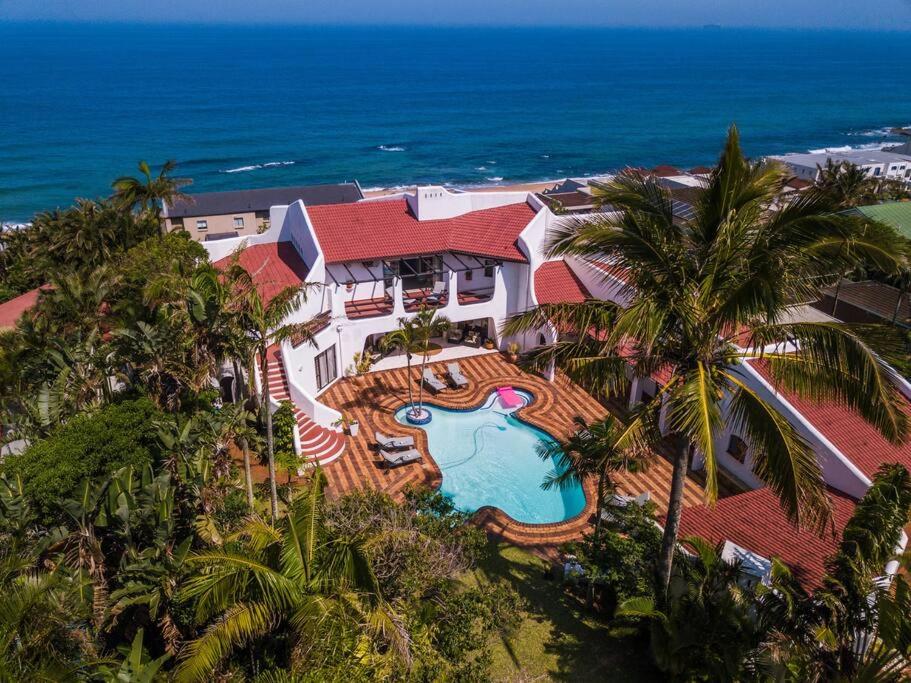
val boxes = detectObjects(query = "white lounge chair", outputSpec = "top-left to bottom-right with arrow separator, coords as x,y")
380,447 -> 422,468
446,362 -> 468,388
422,368 -> 446,393
375,431 -> 415,450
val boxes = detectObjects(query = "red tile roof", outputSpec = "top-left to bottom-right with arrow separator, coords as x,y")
214,242 -> 310,306
749,359 -> 911,479
305,199 -> 536,264
678,486 -> 856,589
0,287 -> 43,329
652,165 -> 681,177
534,261 -> 591,304
689,165 -> 713,175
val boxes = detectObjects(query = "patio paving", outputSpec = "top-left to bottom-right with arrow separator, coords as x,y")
319,352 -> 709,547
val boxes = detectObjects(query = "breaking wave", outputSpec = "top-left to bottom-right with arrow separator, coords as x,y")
807,143 -> 892,154
377,145 -> 406,152
222,161 -> 296,173
486,176 -> 504,182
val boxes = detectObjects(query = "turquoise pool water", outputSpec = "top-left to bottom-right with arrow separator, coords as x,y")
394,390 -> 586,524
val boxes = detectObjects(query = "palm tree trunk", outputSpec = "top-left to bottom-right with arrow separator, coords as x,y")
831,276 -> 844,317
417,341 -> 429,414
234,359 -> 255,511
260,351 -> 279,521
587,469 -> 609,610
407,353 -> 417,416
657,435 -> 690,599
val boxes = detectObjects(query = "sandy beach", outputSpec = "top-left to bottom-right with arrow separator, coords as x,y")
362,178 -> 572,199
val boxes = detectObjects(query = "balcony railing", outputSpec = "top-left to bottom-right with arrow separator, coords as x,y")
345,295 -> 394,320
457,287 -> 494,305
403,287 -> 448,312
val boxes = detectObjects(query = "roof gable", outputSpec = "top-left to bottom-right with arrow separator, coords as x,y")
750,358 -> 911,479
213,242 -> 310,306
306,199 -> 536,264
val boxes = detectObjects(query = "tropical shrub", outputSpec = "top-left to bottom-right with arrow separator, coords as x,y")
570,500 -> 662,611
271,400 -> 298,480
2,397 -> 162,520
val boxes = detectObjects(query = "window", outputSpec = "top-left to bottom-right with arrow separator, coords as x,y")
727,435 -> 749,463
196,219 -> 208,231
465,270 -> 473,281
314,345 -> 337,391
233,216 -> 245,228
484,260 -> 495,278
874,167 -> 882,177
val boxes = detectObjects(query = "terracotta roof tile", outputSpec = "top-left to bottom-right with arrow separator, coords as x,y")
534,261 -> 591,304
306,199 -> 536,264
749,358 -> 911,479
678,486 -> 856,589
0,287 -> 44,329
214,242 -> 310,306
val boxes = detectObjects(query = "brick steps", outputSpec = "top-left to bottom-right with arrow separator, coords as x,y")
266,346 -> 346,467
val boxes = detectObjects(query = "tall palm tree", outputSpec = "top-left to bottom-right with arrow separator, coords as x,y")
112,160 -> 192,234
536,414 -> 652,539
175,469 -> 408,682
504,126 -> 907,596
814,159 -> 877,209
380,305 -> 450,418
222,257 -> 321,521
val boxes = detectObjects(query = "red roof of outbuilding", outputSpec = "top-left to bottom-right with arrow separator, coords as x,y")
652,165 -> 681,177
749,358 -> 911,479
305,199 -> 536,264
534,261 -> 591,304
0,287 -> 44,329
214,242 -> 310,306
678,486 -> 856,589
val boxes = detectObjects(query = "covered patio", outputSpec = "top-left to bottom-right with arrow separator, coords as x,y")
318,353 -> 712,547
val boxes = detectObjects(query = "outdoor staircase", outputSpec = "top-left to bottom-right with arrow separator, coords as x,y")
265,346 -> 346,467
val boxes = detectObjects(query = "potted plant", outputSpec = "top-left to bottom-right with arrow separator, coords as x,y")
505,341 -> 520,363
347,417 -> 360,437
483,338 -> 496,350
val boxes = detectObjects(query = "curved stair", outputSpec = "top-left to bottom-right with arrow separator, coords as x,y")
266,346 -> 346,467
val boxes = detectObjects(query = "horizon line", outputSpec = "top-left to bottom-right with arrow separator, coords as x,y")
2,19 -> 911,33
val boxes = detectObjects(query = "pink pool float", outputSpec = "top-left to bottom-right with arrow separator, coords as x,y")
497,386 -> 523,408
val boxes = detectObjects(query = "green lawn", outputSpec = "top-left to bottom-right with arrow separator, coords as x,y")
462,539 -> 661,682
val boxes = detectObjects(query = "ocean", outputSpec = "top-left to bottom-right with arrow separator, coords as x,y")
1,22 -> 910,221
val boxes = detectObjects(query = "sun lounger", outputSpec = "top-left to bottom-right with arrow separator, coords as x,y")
375,431 -> 415,450
422,368 -> 446,393
446,362 -> 469,388
380,447 -> 422,468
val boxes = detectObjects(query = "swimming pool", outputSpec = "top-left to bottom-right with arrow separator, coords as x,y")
394,390 -> 587,524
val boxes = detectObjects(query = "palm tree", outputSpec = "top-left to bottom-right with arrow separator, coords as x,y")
175,469 -> 408,682
222,256 -> 321,521
504,126 -> 908,596
755,463 -> 911,681
536,414 -> 652,539
617,536 -> 759,680
380,305 -> 450,418
814,159 -> 878,209
112,160 -> 192,234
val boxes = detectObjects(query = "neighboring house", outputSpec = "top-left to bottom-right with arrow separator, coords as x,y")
536,179 -> 598,214
0,286 -> 44,330
814,279 -> 910,328
769,150 -> 911,183
162,182 -> 364,241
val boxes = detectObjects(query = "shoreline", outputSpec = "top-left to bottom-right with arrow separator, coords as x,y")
362,177 -> 589,199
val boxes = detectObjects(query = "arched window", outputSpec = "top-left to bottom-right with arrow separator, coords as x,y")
538,333 -> 546,346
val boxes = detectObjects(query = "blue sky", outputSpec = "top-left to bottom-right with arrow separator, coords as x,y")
1,0 -> 910,29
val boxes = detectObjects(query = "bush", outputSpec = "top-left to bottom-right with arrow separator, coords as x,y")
272,401 -> 298,479
571,500 -> 662,612
3,397 -> 163,521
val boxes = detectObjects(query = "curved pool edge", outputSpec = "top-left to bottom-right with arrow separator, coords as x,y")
393,384 -> 591,530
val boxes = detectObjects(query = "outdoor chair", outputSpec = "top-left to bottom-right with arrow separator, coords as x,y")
375,431 -> 415,450
422,368 -> 446,393
380,447 -> 422,468
446,362 -> 469,388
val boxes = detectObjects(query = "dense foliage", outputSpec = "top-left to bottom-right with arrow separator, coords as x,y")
2,397 -> 163,519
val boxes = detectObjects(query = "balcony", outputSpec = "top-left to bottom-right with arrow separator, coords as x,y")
344,295 -> 394,320
403,286 -> 449,312
456,287 -> 494,305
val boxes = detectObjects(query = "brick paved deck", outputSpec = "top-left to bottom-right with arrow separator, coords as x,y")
318,352 -> 708,547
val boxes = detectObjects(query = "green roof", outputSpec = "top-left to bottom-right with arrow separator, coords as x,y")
854,202 -> 911,239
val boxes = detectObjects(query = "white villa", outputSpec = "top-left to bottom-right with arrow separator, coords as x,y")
202,186 -> 582,465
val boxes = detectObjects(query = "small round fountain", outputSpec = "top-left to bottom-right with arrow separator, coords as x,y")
405,406 -> 432,425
